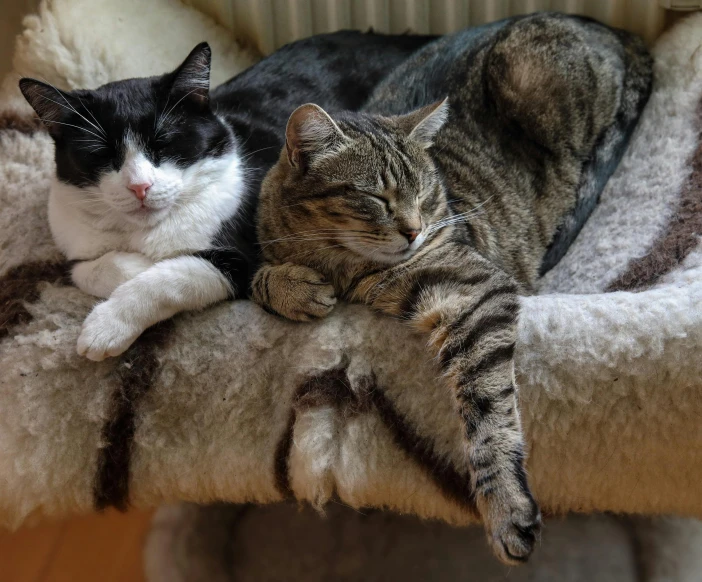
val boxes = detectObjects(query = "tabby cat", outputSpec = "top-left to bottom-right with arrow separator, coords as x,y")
253,13 -> 652,563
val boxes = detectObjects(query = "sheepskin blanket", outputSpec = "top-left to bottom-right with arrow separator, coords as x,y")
1,0 -> 702,546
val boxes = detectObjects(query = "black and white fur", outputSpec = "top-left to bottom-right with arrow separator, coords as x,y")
20,33 -> 435,360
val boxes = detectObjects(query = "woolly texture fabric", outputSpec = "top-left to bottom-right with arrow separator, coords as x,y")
1,4 -> 702,578
145,504 -> 641,582
4,0 -> 258,97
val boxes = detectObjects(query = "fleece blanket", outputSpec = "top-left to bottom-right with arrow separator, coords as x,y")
1,0 -> 701,548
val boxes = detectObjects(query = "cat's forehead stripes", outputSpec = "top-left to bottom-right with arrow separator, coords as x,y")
322,118 -> 425,198
361,141 -> 424,199
378,166 -> 396,191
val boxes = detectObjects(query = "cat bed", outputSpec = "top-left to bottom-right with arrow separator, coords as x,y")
143,504 -> 702,582
1,0 -> 702,558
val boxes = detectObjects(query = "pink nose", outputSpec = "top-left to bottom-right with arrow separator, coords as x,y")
401,228 -> 421,243
128,182 -> 152,201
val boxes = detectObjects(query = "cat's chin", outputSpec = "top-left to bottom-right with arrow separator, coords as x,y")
122,205 -> 170,225
342,232 -> 427,264
345,239 -> 427,265
350,246 -> 417,265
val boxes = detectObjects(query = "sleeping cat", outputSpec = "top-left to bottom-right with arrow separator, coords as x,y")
253,14 -> 652,564
19,32 -> 434,360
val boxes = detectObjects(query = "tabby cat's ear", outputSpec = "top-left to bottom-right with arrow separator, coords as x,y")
19,78 -> 71,137
171,42 -> 211,106
398,98 -> 449,148
285,103 -> 346,172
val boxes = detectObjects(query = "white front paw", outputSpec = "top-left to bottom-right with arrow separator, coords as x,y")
77,300 -> 141,361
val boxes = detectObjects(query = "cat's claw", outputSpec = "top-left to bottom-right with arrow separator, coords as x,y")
484,491 -> 541,565
77,300 -> 140,361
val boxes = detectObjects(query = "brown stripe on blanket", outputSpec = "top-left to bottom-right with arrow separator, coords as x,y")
0,258 -> 174,510
275,365 -> 478,516
367,382 -> 478,517
274,366 -> 355,498
0,260 -> 71,339
274,409 -> 296,498
295,366 -> 371,417
607,100 -> 702,292
93,320 -> 174,511
0,111 -> 45,135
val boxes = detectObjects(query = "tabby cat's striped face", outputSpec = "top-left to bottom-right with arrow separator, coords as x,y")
274,102 -> 449,264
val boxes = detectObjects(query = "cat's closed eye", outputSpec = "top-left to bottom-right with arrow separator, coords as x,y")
77,146 -> 109,157
153,132 -> 177,150
74,145 -> 112,168
363,193 -> 391,213
366,194 -> 390,213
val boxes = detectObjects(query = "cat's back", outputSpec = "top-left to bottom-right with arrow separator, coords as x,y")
366,13 -> 646,117
364,20 -> 506,115
211,31 -> 437,152
213,31 -> 437,112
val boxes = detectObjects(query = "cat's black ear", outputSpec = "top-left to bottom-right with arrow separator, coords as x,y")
171,42 -> 211,106
285,104 -> 346,172
19,78 -> 70,136
398,98 -> 449,148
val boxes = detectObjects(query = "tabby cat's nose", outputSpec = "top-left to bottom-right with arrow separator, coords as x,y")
128,182 -> 152,201
401,228 -> 421,243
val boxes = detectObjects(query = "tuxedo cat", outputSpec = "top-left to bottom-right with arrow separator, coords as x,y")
20,32 -> 433,360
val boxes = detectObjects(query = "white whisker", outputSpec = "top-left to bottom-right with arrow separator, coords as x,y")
239,146 -> 277,161
75,93 -> 106,137
38,117 -> 105,140
35,78 -> 106,138
427,196 -> 493,233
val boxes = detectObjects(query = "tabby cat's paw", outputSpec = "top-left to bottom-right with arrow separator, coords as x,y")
77,300 -> 141,361
253,263 -> 337,322
484,489 -> 541,565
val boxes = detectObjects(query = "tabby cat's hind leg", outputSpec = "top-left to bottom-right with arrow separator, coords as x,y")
486,13 -> 620,158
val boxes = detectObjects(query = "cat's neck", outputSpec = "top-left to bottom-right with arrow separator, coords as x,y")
49,149 -> 246,262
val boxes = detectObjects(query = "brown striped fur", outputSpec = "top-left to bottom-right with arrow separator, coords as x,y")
254,14 -> 652,564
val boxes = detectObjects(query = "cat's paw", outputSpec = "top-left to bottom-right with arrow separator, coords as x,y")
72,252 -> 155,299
77,300 -> 141,361
483,488 -> 541,565
253,263 -> 337,322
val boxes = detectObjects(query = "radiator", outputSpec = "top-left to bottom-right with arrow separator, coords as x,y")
186,0 -> 689,54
